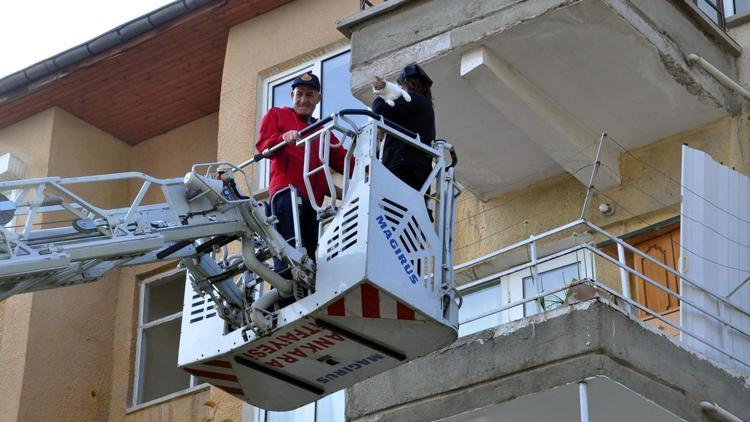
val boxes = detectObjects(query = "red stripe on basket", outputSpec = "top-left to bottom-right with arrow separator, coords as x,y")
361,283 -> 380,318
396,302 -> 415,320
205,359 -> 232,369
328,298 -> 345,316
185,368 -> 239,382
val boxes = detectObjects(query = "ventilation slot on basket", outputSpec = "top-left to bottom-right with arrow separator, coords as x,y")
190,292 -> 216,323
325,197 -> 360,261
381,197 -> 406,231
378,197 -> 435,288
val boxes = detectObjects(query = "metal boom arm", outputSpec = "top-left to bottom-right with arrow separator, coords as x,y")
0,164 -> 313,328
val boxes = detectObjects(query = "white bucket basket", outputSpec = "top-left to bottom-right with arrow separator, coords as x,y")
178,113 -> 459,410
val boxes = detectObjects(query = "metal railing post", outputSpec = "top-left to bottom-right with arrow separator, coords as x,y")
579,381 -> 590,422
579,132 -> 606,220
617,243 -> 633,314
289,186 -> 302,252
529,239 -> 542,314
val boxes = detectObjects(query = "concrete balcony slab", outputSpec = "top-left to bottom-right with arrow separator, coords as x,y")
345,300 -> 750,422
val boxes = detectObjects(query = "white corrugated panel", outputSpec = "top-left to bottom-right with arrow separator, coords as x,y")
681,145 -> 750,375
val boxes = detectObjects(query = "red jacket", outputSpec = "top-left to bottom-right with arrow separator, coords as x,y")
257,107 -> 348,204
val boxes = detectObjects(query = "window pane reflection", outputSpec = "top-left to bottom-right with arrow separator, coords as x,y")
458,284 -> 503,336
272,79 -> 295,109
144,273 -> 184,322
735,0 -> 750,15
316,390 -> 345,422
322,52 -> 367,126
698,0 -> 720,24
140,318 -> 190,403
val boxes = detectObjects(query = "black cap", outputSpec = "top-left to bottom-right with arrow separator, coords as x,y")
291,72 -> 321,91
397,63 -> 432,87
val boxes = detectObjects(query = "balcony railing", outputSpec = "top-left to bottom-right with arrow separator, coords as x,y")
455,219 -> 750,375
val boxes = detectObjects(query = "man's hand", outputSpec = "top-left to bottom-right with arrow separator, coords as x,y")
282,130 -> 300,145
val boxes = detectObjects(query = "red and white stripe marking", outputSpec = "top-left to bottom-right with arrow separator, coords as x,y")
326,283 -> 425,321
184,358 -> 245,397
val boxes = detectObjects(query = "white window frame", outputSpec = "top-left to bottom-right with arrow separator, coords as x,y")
254,389 -> 346,422
131,268 -> 200,408
457,248 -> 595,336
257,46 -> 352,190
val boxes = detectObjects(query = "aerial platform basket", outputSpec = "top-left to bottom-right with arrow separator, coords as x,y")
178,111 -> 459,410
0,109 -> 458,411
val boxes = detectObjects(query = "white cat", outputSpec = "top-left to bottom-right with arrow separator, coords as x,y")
371,76 -> 411,107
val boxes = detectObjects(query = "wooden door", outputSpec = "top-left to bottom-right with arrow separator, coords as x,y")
633,229 -> 680,317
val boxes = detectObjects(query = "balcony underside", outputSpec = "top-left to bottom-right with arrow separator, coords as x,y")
343,0 -> 740,200
345,300 -> 750,421
442,375 -> 682,422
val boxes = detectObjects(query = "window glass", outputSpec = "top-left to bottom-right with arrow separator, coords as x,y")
698,0 -> 720,23
272,79 -> 295,109
458,284 -> 503,336
321,52 -> 367,124
134,271 -> 195,406
316,390 -> 346,422
139,318 -> 191,403
144,274 -> 185,322
522,262 -> 580,316
734,0 -> 750,15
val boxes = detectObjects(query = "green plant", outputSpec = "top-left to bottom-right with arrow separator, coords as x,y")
539,293 -> 565,311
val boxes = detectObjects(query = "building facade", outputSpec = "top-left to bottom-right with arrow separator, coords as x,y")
0,0 -> 749,421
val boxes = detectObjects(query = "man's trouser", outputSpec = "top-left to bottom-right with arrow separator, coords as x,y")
269,189 -> 319,274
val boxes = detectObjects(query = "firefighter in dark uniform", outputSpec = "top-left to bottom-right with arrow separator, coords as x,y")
371,63 -> 435,191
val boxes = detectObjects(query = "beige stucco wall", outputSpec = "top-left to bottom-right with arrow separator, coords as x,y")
13,108 -> 131,422
130,112 -> 219,205
0,108 -> 220,421
218,0 -> 359,179
0,108 -> 55,179
0,109 -> 55,422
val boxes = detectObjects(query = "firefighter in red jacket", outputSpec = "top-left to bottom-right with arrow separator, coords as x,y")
256,72 -> 348,273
